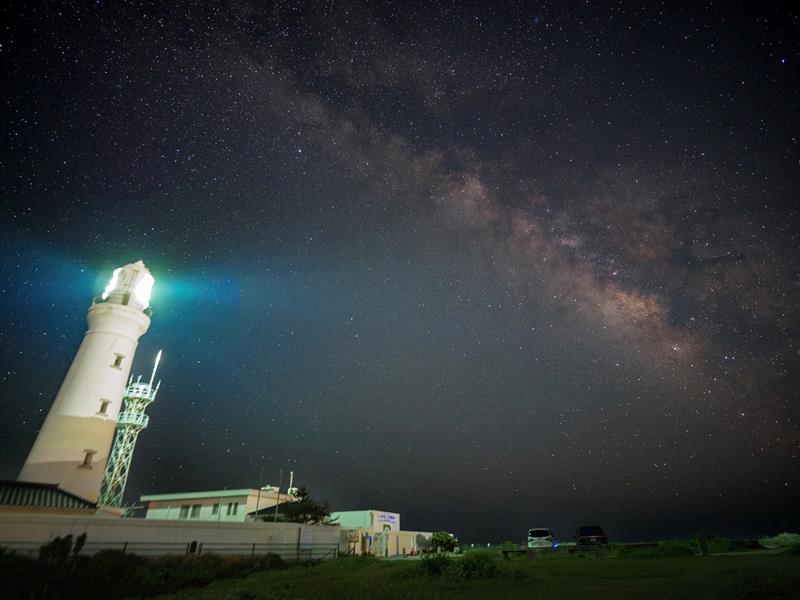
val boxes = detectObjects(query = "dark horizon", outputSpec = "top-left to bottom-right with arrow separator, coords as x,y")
1,1 -> 798,544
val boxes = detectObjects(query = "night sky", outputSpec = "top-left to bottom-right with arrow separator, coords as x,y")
1,1 -> 798,543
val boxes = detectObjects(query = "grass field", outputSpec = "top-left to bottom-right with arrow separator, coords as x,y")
155,551 -> 800,600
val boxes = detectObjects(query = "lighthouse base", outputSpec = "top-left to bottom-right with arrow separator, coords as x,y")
19,415 -> 116,503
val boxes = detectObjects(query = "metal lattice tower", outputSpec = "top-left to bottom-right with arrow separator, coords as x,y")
99,350 -> 162,508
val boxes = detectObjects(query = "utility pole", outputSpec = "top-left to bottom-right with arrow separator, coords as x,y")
273,469 -> 283,523
255,465 -> 264,519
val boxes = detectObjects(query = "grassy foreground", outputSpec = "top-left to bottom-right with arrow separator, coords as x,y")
155,552 -> 800,600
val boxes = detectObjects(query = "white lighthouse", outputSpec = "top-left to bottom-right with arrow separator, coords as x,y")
18,260 -> 155,502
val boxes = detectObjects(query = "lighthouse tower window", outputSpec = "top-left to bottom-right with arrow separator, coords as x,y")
97,399 -> 111,415
80,450 -> 97,469
111,354 -> 124,369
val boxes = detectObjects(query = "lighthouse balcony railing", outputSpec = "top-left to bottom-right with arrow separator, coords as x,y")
125,383 -> 156,399
91,295 -> 153,317
117,412 -> 149,428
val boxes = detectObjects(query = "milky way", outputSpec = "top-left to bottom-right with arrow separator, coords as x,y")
1,2 -> 798,541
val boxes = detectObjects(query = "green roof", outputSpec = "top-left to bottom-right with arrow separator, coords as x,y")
141,489 -> 256,502
0,480 -> 96,509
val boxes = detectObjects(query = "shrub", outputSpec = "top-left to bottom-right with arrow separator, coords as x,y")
429,531 -> 458,552
0,546 -> 290,600
327,554 -> 379,571
692,534 -> 734,554
29,535 -> 93,600
781,544 -> 800,556
720,571 -> 800,599
136,553 -> 258,597
406,550 -> 516,581
758,532 -> 800,549
446,551 -> 500,580
227,591 -> 260,600
0,549 -> 38,600
616,541 -> 695,559
251,553 -> 285,570
418,553 -> 452,576
38,534 -> 85,566
82,550 -> 145,599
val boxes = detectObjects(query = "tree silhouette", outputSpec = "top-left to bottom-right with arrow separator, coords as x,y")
282,486 -> 337,525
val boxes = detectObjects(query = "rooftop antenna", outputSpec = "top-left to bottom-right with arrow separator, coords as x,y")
149,349 -> 162,387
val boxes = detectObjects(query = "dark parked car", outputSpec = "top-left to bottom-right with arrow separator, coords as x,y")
575,525 -> 607,545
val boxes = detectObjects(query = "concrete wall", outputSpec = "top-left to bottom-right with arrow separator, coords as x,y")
341,528 -> 432,557
0,512 -> 342,559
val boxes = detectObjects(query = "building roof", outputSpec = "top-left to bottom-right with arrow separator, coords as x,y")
331,509 -> 399,515
249,499 -> 295,517
0,480 -> 97,509
141,488 -> 260,502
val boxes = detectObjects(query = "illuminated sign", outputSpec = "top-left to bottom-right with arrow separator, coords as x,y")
375,512 -> 397,524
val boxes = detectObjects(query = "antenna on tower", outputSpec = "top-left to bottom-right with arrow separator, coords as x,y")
149,349 -> 162,387
100,351 -> 164,509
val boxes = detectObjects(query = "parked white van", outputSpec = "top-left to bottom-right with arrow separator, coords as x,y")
527,528 -> 557,549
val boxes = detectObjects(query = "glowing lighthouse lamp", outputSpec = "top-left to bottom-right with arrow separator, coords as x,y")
18,261 -> 155,502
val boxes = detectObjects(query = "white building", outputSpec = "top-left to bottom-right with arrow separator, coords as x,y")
19,261 -> 155,502
141,488 -> 287,522
330,510 -> 433,557
141,493 -> 431,557
331,509 -> 400,532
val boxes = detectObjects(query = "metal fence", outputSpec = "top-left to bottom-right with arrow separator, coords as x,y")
0,539 -> 340,561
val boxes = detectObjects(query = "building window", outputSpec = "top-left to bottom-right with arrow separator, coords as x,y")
190,504 -> 201,519
79,450 -> 97,469
111,354 -> 124,369
232,502 -> 239,515
97,399 -> 111,415
226,502 -> 233,516
179,505 -> 190,519
211,503 -> 220,516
